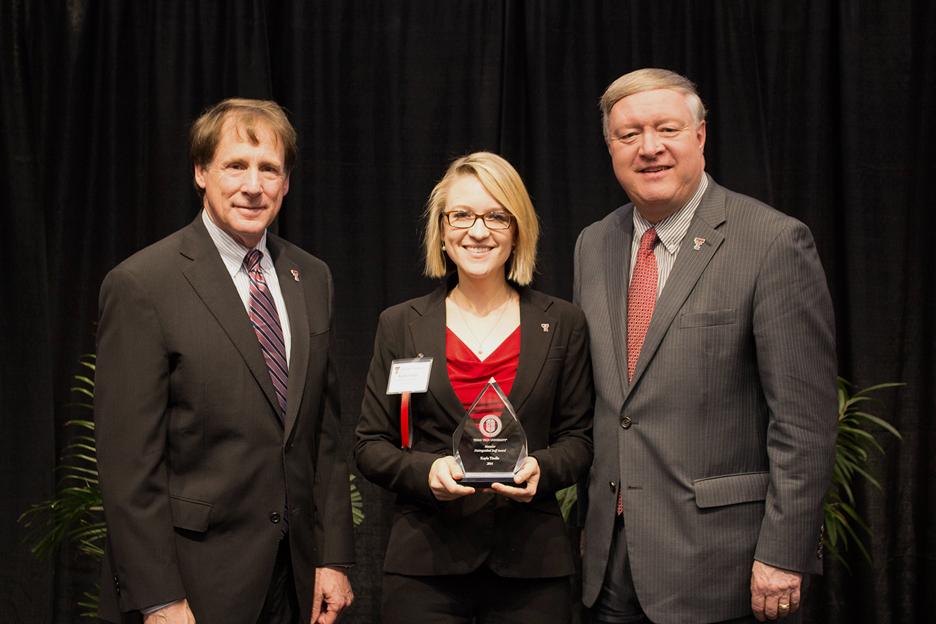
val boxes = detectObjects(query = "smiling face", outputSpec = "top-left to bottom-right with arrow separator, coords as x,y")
194,117 -> 290,248
606,88 -> 706,223
442,175 -> 516,284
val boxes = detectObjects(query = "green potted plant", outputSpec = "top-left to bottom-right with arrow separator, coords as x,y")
822,377 -> 903,568
19,354 -> 103,616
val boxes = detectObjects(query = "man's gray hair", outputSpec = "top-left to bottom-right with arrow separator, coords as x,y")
600,68 -> 707,141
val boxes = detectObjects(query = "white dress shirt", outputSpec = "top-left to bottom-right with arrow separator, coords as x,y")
629,174 -> 709,298
202,209 -> 292,365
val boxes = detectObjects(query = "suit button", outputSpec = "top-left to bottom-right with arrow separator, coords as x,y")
270,511 -> 282,524
620,417 -> 632,429
609,481 -> 616,491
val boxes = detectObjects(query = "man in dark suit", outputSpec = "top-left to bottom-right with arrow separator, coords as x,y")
576,69 -> 838,624
95,99 -> 354,624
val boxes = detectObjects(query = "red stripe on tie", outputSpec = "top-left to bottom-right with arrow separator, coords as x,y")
245,250 -> 288,419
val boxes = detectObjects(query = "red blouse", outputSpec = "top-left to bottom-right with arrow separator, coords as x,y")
446,325 -> 521,410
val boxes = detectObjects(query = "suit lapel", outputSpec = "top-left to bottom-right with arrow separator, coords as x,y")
509,288 -> 555,414
179,218 -> 282,420
409,286 -> 467,429
606,207 -> 635,398
270,239 -> 308,438
627,179 -> 727,391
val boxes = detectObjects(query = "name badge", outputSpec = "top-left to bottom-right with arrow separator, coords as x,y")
386,357 -> 433,394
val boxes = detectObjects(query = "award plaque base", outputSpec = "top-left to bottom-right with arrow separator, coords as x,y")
459,474 -> 527,490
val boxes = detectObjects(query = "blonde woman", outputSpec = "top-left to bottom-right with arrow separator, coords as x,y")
355,152 -> 593,623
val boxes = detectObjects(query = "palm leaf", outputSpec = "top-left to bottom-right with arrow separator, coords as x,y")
555,484 -> 578,523
823,378 -> 903,569
18,355 -> 105,617
850,412 -> 903,439
349,474 -> 365,527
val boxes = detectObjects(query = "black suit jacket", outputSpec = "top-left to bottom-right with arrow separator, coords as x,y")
95,216 -> 354,624
354,280 -> 593,578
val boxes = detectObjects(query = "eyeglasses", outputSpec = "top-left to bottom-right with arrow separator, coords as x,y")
443,211 -> 514,230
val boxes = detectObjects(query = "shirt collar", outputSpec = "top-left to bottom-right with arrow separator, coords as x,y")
632,174 -> 708,255
201,209 -> 272,277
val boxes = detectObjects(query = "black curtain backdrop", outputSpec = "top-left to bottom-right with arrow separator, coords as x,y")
2,1 -> 934,622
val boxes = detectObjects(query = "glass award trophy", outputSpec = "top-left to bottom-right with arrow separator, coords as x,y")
452,378 -> 528,488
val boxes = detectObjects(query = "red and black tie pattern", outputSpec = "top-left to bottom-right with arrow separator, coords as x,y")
245,250 -> 288,419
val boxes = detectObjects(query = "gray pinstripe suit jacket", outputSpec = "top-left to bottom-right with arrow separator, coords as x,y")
575,176 -> 837,623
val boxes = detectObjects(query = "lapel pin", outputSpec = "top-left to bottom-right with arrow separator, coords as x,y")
290,269 -> 300,281
693,237 -> 706,251
541,324 -> 549,332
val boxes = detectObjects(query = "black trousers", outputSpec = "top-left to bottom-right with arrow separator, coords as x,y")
256,535 -> 301,624
382,565 -> 572,624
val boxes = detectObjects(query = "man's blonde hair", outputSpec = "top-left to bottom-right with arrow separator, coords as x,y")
600,68 -> 707,141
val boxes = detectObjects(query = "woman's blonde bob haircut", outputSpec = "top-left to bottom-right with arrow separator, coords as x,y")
422,152 -> 539,286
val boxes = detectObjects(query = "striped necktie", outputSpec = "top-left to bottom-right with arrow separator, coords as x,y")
245,249 -> 288,419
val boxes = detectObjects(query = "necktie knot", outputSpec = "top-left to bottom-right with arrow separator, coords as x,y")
640,227 -> 658,252
245,249 -> 263,274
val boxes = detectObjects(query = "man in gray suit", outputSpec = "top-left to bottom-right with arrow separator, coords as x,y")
576,69 -> 838,623
96,99 -> 354,624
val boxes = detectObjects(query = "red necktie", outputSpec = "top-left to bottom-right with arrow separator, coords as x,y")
245,250 -> 289,419
619,227 -> 658,515
627,227 -> 658,382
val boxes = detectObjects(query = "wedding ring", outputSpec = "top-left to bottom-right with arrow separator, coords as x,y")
778,604 -> 790,610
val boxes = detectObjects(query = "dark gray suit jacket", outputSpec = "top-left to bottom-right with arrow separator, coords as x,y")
575,176 -> 837,623
95,215 -> 354,624
355,280 -> 593,578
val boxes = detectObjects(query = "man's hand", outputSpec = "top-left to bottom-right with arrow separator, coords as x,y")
143,599 -> 196,624
311,566 -> 353,624
489,457 -> 540,503
750,560 -> 802,620
429,456 -> 476,501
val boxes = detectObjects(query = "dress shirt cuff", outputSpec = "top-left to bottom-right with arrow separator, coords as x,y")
141,599 -> 183,615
